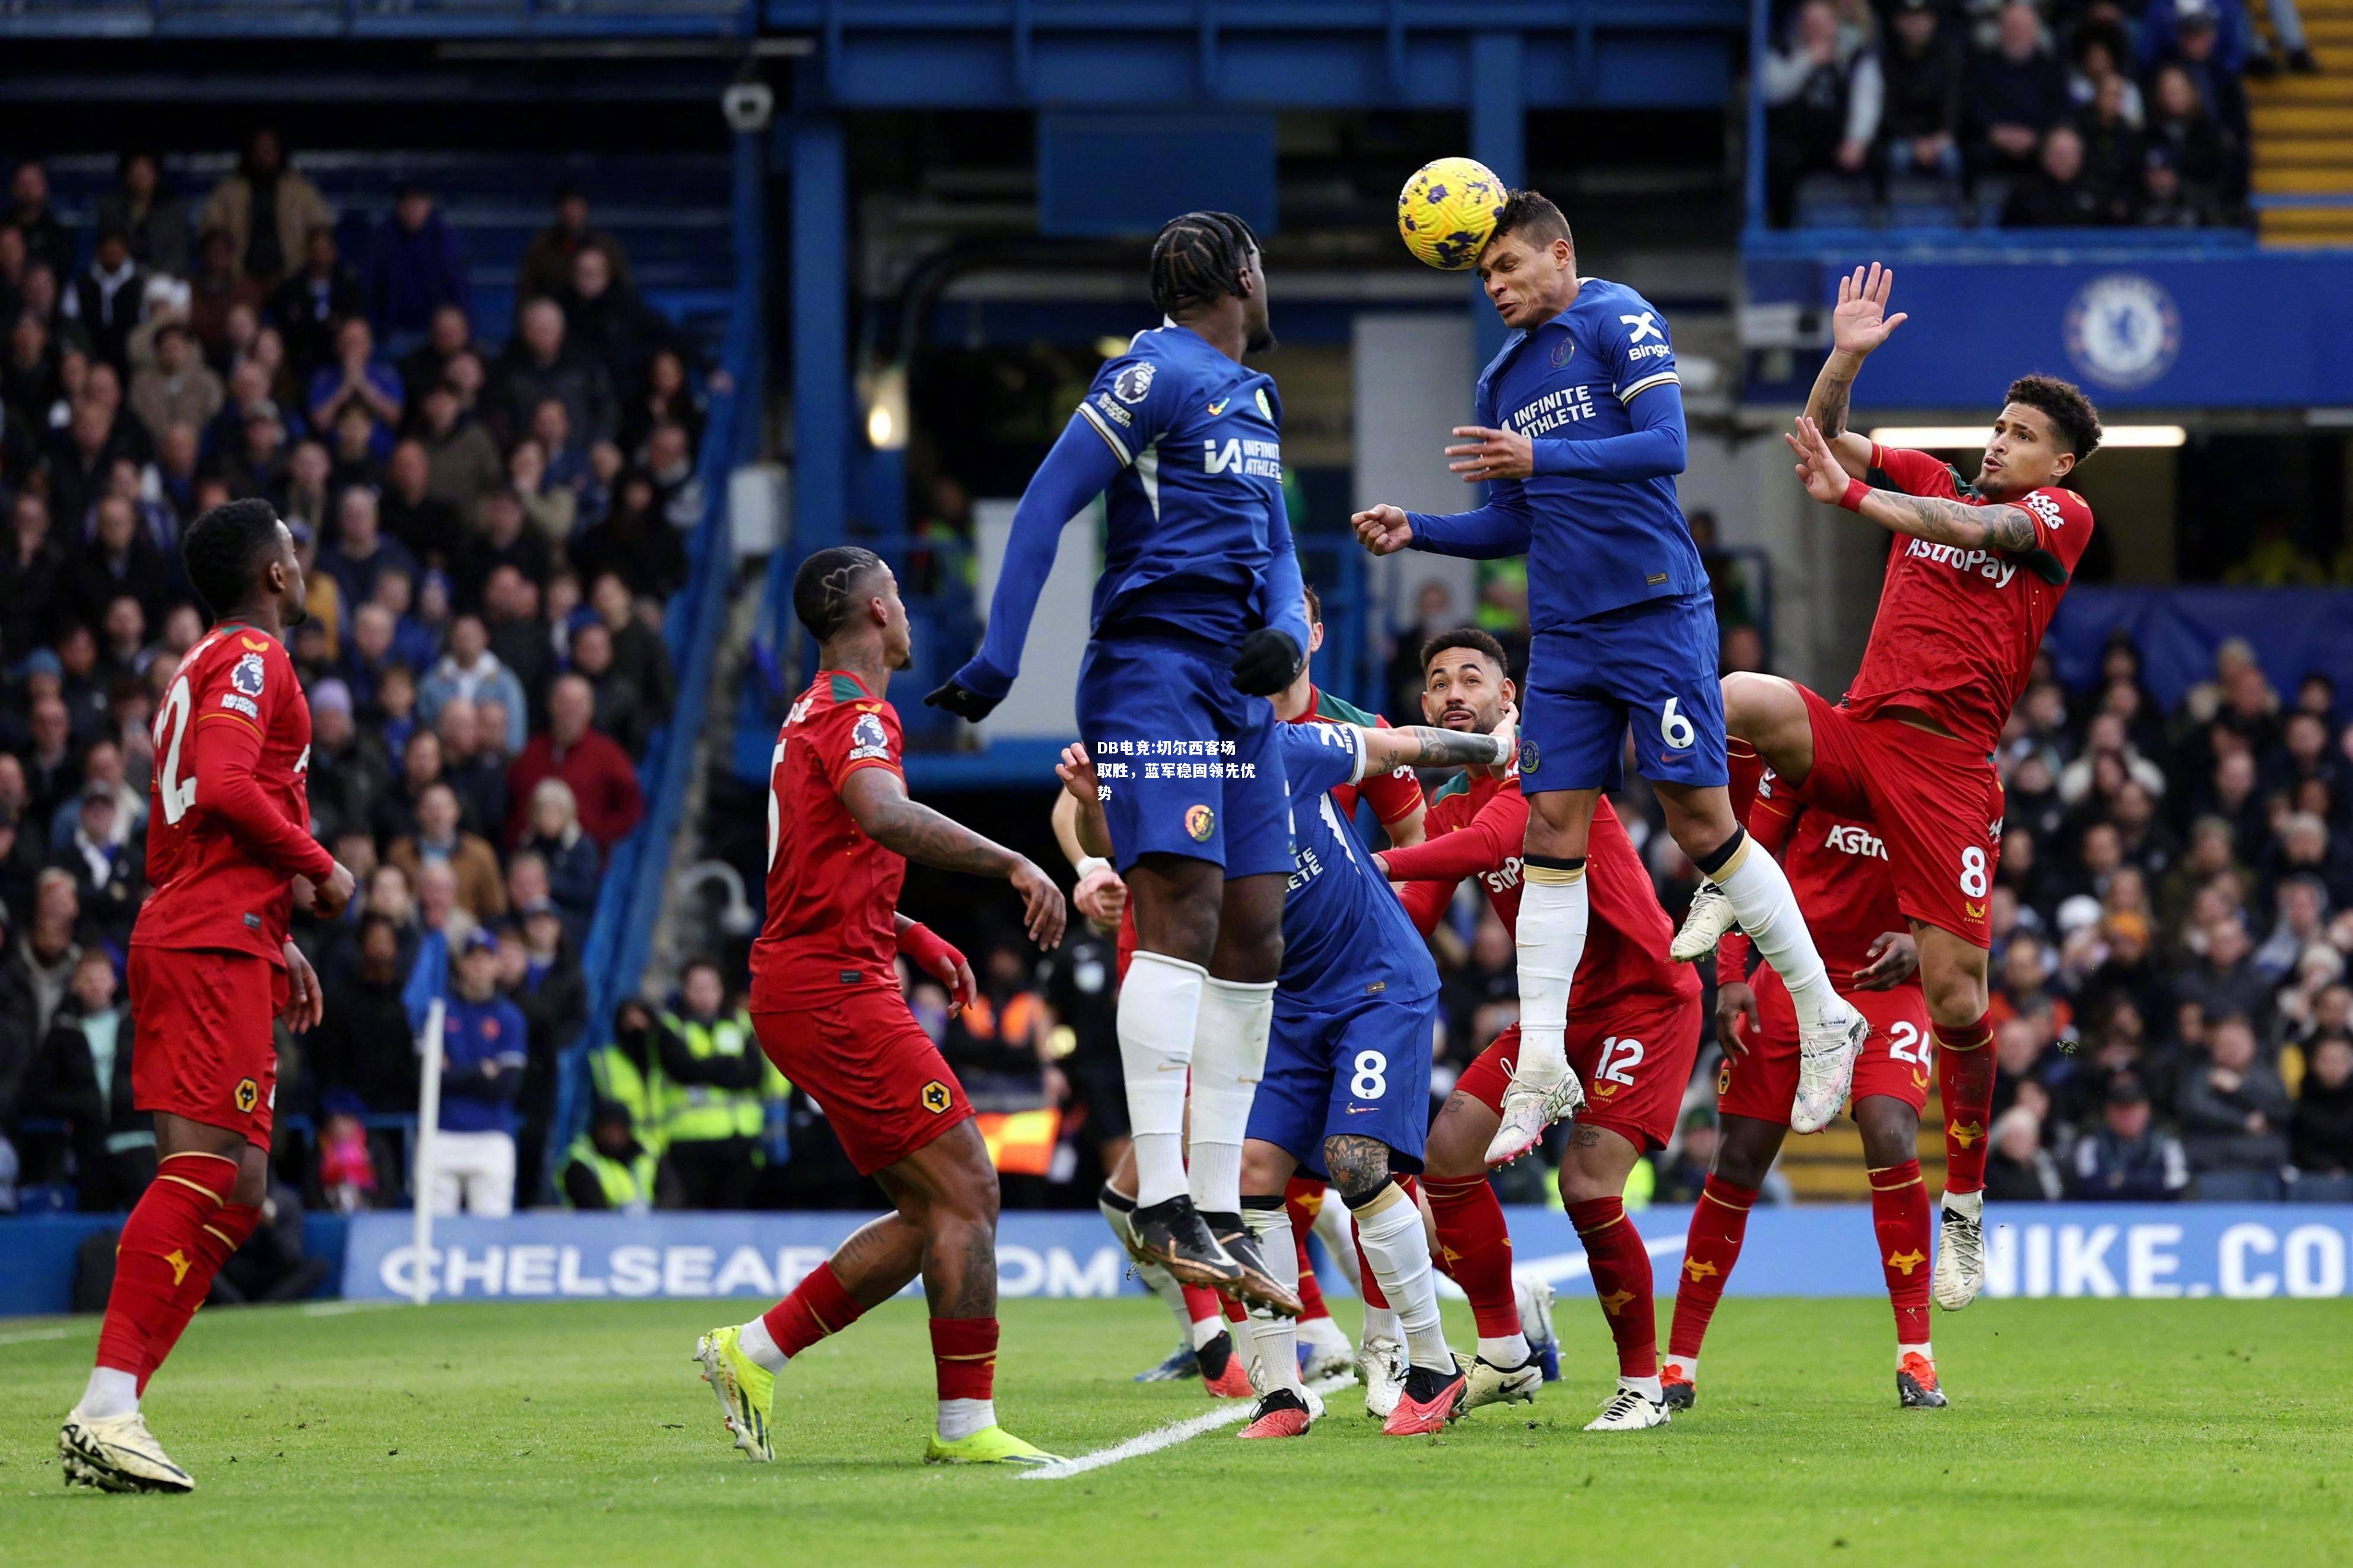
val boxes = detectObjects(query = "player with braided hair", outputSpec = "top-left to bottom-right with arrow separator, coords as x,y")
928,210 -> 1311,1313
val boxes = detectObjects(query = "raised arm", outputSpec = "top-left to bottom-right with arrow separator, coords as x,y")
841,767 -> 1066,947
1786,416 -> 2039,552
1806,263 -> 1907,474
929,413 -> 1125,719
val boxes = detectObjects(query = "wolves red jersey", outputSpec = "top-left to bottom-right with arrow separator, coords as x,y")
1719,772 -> 1909,982
751,670 -> 909,1009
133,621 -> 335,968
1845,443 -> 2094,755
1386,772 -> 1696,1016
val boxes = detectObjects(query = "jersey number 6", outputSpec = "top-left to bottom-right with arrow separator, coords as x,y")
1659,698 -> 1696,750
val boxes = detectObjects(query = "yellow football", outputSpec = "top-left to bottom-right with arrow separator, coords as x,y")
1396,156 -> 1509,271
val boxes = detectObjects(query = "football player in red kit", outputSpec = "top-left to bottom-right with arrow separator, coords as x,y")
1376,629 -> 1703,1433
694,546 -> 1069,1468
1667,753 -> 1945,1410
61,499 -> 357,1493
1685,264 -> 2101,1315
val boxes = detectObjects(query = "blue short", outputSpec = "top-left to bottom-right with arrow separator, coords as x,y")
1077,636 -> 1291,879
1246,990 -> 1436,1179
1517,592 -> 1728,795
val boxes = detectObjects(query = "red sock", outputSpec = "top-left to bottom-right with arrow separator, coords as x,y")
1352,1226 -> 1390,1311
1726,738 -> 1764,822
1567,1196 -> 1656,1379
929,1316 -> 998,1402
1282,1178 -> 1330,1324
1870,1159 -> 1935,1346
96,1152 -> 240,1381
1934,1014 -> 1996,1194
137,1198 -> 262,1394
1668,1175 -> 1757,1363
762,1262 -> 866,1357
1424,1173 -> 1519,1338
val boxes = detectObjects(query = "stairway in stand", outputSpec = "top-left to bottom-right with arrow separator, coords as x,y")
2250,0 -> 2353,244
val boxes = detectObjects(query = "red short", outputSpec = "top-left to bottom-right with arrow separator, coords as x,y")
1716,965 -> 1934,1127
1794,684 -> 2005,947
752,985 -> 974,1176
129,946 -> 290,1150
1456,987 -> 1705,1153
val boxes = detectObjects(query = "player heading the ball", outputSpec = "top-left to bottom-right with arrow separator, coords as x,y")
928,212 -> 1310,1313
1354,189 -> 1866,1169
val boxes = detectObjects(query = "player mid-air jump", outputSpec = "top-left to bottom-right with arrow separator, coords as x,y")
1354,190 -> 1866,1171
1679,262 -> 2102,1313
929,211 -> 1310,1311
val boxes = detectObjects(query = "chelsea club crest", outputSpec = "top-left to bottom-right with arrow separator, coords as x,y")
2062,273 -> 2180,392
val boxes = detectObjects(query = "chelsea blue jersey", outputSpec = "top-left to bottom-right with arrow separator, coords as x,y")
1274,724 -> 1439,1013
1069,323 -> 1297,646
1415,277 -> 1706,631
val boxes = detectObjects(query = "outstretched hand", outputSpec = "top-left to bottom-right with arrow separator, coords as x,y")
1784,415 -> 1854,505
1831,262 -> 1908,358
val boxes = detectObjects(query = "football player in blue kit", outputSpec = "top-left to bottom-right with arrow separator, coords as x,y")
1053,692 -> 1518,1441
927,212 -> 1314,1310
1353,190 -> 1864,1168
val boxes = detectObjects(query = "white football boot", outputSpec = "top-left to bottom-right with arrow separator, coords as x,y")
1354,1335 -> 1407,1420
1932,1189 -> 1986,1311
1462,1351 -> 1545,1412
1583,1380 -> 1672,1432
1789,1002 -> 1871,1134
61,1408 -> 195,1493
1297,1315 -> 1355,1382
1484,1067 -> 1586,1168
1515,1275 -> 1561,1381
1671,880 -> 1738,962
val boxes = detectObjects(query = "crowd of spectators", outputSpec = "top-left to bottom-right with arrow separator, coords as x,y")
1763,0 -> 2297,229
0,132 -> 716,1219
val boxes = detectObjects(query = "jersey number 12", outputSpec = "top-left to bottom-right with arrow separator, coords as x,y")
153,675 -> 198,826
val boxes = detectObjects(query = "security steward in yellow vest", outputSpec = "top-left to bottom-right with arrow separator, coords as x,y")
592,999 -> 669,1160
654,959 -> 764,1210
560,1101 -> 659,1213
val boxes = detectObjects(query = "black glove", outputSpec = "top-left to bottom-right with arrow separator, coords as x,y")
1229,628 -> 1304,697
925,678 -> 1001,723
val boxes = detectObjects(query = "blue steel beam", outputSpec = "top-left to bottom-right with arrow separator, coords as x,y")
764,0 -> 1741,109
1468,28 -> 1524,373
789,109 -> 849,577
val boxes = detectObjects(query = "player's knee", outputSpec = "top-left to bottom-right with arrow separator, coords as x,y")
1711,1125 -> 1780,1191
1923,966 -> 1988,1029
1854,1098 -> 1919,1168
1210,909 -> 1283,984
1240,1139 -> 1294,1195
1719,670 -> 1778,733
1321,1134 -> 1393,1202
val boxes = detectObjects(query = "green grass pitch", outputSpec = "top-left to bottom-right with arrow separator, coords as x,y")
5,1294 -> 2348,1565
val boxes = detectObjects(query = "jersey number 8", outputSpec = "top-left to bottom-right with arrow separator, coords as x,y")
1958,844 -> 1989,899
153,675 -> 198,826
1350,1050 -> 1387,1099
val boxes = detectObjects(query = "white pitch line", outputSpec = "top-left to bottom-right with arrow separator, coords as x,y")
300,1300 -> 399,1318
1020,1372 -> 1359,1481
0,1325 -> 85,1347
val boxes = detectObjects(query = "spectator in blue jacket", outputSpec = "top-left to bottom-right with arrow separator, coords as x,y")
423,927 -> 528,1217
2071,1075 -> 2192,1200
366,184 -> 472,340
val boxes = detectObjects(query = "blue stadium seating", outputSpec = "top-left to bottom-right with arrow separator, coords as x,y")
31,150 -> 734,348
0,1 -> 752,40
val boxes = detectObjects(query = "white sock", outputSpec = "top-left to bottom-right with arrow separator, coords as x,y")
1362,1302 -> 1401,1344
736,1313 -> 788,1372
1514,866 -> 1588,1083
1243,1201 -> 1302,1396
1301,1315 -> 1352,1353
1898,1340 -> 1933,1367
79,1366 -> 138,1420
1190,1312 -> 1228,1351
1478,1332 -> 1531,1367
1353,1185 -> 1452,1374
1187,977 -> 1275,1216
1665,1353 -> 1698,1382
1622,1373 -> 1663,1403
1313,1189 -> 1360,1290
1119,952 -> 1208,1207
1704,834 -> 1842,1025
936,1397 -> 995,1442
